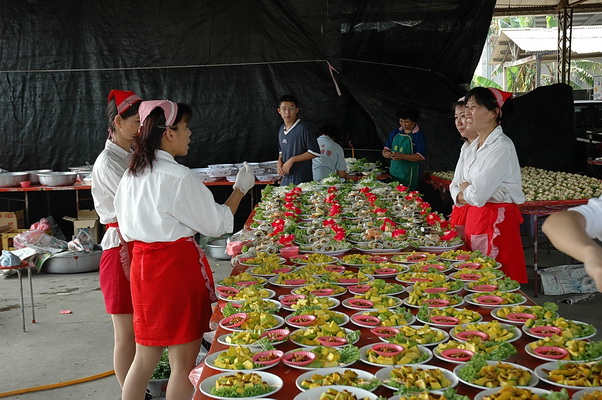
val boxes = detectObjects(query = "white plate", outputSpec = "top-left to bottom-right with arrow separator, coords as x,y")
359,344 -> 432,367
375,364 -> 458,393
308,249 -> 352,257
217,276 -> 268,287
219,314 -> 284,332
464,293 -> 527,308
522,319 -> 597,340
199,370 -> 283,399
573,388 -> 602,400
280,297 -> 340,312
291,286 -> 347,297
350,310 -> 415,328
342,296 -> 403,311
217,288 -> 276,302
289,255 -> 339,265
355,247 -> 406,254
295,368 -> 378,392
324,275 -> 374,286
285,311 -> 350,328
404,284 -> 463,295
348,285 -> 406,296
416,309 -> 483,328
282,347 -> 360,370
454,360 -> 538,389
204,349 -> 279,372
465,284 -> 520,293
267,275 -> 319,287
227,298 -> 281,313
490,307 -> 546,325
450,322 -> 522,343
474,387 -> 551,400
289,327 -> 360,347
535,361 -> 602,389
293,385 -> 377,400
525,341 -> 602,362
383,325 -> 450,347
395,274 -> 449,285
390,253 -> 438,264
216,332 -> 288,348
402,296 -> 465,309
449,271 -> 505,282
417,244 -> 463,253
238,257 -> 286,267
246,265 -> 296,277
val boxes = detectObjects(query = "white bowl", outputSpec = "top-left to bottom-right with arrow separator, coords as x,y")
209,169 -> 233,177
190,167 -> 211,177
256,174 -> 280,182
226,175 -> 237,182
208,163 -> 234,170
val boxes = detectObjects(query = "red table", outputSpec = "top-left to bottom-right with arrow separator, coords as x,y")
193,255 -> 566,400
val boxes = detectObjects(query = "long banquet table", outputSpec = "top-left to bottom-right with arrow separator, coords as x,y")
193,251 -> 575,400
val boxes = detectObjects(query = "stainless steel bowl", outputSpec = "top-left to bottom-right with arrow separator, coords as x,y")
206,239 -> 231,260
25,169 -> 52,185
37,172 -> 78,186
0,172 -> 29,188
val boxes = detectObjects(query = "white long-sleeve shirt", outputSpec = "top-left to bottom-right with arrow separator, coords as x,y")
571,197 -> 602,240
449,141 -> 473,206
91,140 -> 131,249
460,125 -> 525,207
114,150 -> 233,243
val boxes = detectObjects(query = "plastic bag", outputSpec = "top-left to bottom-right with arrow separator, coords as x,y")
30,218 -> 50,231
0,250 -> 21,267
13,230 -> 68,254
67,229 -> 95,252
226,229 -> 255,256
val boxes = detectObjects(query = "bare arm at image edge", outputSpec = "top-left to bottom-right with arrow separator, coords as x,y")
542,210 -> 602,292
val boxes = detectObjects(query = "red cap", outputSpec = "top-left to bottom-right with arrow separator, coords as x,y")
107,90 -> 142,115
486,88 -> 513,110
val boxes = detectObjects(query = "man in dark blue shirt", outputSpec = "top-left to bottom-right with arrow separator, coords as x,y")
276,95 -> 320,185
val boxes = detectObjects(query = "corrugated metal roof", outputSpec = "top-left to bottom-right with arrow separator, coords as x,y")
495,0 -> 602,15
501,26 -> 602,54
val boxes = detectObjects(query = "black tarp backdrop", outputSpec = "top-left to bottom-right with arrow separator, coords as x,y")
0,0 -> 580,177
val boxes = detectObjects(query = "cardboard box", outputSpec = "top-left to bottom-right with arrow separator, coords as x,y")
64,209 -> 100,244
0,210 -> 25,230
1,229 -> 29,251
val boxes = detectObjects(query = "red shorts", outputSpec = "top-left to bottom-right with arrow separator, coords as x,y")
99,244 -> 133,314
130,238 -> 212,346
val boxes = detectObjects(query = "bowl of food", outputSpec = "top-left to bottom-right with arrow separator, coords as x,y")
282,351 -> 316,366
316,336 -> 348,347
533,346 -> 569,360
371,343 -> 404,357
252,350 -> 284,366
220,313 -> 248,329
441,348 -> 474,362
370,327 -> 400,338
456,330 -> 489,341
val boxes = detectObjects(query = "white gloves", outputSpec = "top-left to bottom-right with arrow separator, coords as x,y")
233,161 -> 255,195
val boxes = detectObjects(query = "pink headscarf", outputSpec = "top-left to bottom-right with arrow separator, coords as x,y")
138,100 -> 178,129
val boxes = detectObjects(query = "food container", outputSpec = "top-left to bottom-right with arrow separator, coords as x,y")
206,239 -> 230,260
43,250 -> 102,273
370,327 -> 400,338
282,351 -> 316,366
441,348 -> 474,362
371,343 -> 404,357
316,336 -> 347,347
279,246 -> 299,258
252,350 -> 283,366
25,169 -> 52,184
0,172 -> 29,188
37,172 -> 78,186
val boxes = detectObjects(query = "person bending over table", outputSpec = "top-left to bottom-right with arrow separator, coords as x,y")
542,199 -> 602,292
312,123 -> 347,181
449,96 -> 478,242
91,89 -> 141,391
455,87 -> 527,284
114,100 -> 255,400
382,105 -> 426,191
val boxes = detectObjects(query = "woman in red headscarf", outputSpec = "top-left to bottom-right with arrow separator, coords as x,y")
114,100 -> 255,400
91,90 -> 142,390
454,87 -> 527,283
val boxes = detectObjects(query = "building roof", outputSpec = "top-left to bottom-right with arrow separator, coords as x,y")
495,0 -> 602,16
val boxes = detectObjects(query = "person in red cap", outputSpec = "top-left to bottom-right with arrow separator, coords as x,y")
449,97 -> 478,241
91,89 -> 142,391
113,100 -> 255,400
454,87 -> 527,283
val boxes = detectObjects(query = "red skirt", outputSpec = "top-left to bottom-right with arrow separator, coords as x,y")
450,204 -> 471,243
99,243 -> 133,314
464,203 -> 527,283
130,237 -> 213,346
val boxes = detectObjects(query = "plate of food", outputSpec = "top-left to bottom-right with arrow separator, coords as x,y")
217,287 -> 276,302
464,292 -> 527,308
359,263 -> 408,277
433,339 -> 517,363
390,252 -> 439,264
375,364 -> 458,393
217,273 -> 268,288
534,360 -> 602,389
279,295 -> 340,312
199,370 -> 283,399
451,321 -> 522,343
286,309 -> 350,328
290,254 -> 338,265
289,324 -> 360,348
204,346 -> 281,372
293,386 -> 377,400
347,279 -> 406,296
246,265 -> 296,277
403,293 -> 464,309
291,283 -> 347,297
525,337 -> 602,362
416,306 -> 483,328
217,328 -> 289,348
338,254 -> 390,267
267,274 -> 320,287
222,298 -> 281,315
359,343 -> 432,367
474,387 -> 552,400
523,317 -> 597,341
350,308 -> 415,328
453,359 -> 538,390
572,388 -> 602,400
295,368 -> 379,392
238,254 -> 286,267
281,345 -> 361,370
491,304 -> 558,324
382,324 -> 449,347
219,313 -> 284,332
395,271 -> 448,285
342,295 -> 403,311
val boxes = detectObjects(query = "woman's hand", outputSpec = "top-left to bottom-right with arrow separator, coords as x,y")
233,162 -> 255,195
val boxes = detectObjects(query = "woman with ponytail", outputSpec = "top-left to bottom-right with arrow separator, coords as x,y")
455,87 -> 527,283
91,89 -> 142,391
114,100 -> 255,400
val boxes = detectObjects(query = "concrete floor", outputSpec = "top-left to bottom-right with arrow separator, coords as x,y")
0,245 -> 600,399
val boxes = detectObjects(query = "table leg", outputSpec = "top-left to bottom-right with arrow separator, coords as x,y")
16,268 -> 26,332
24,191 -> 30,227
27,266 -> 36,323
532,214 -> 539,297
